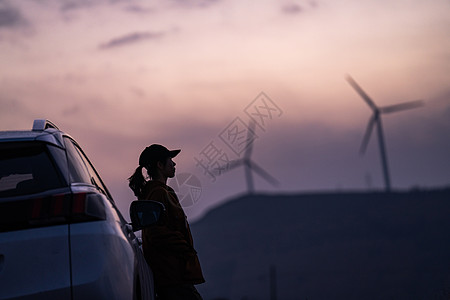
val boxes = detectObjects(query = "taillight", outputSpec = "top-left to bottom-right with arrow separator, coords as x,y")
30,193 -> 69,222
0,192 -> 106,232
70,192 -> 106,222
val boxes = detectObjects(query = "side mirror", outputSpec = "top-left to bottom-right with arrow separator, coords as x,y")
129,200 -> 165,231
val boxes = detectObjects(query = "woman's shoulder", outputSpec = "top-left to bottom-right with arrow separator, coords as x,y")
142,181 -> 169,199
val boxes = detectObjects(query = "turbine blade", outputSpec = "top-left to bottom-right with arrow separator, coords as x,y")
360,115 -> 376,154
380,100 -> 424,114
228,159 -> 243,170
244,120 -> 257,158
245,162 -> 254,193
214,159 -> 242,175
346,75 -> 378,111
248,161 -> 279,186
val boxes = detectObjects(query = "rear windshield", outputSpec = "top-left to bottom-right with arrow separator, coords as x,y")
0,142 -> 66,197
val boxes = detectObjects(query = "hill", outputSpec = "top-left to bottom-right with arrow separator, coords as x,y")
190,189 -> 450,300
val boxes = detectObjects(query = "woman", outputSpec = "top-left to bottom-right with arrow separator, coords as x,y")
128,144 -> 205,300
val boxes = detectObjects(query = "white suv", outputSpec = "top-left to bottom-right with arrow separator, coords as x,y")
0,119 -> 160,299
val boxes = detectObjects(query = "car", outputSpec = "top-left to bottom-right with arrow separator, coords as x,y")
0,119 -> 163,300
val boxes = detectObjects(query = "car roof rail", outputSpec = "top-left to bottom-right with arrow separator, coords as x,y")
32,119 -> 60,131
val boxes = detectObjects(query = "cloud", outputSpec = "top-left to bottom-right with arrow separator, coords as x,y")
282,3 -> 303,15
60,1 -> 90,12
99,31 -> 164,49
0,1 -> 27,29
169,0 -> 221,9
123,4 -> 155,14
281,1 -> 319,15
59,0 -> 111,12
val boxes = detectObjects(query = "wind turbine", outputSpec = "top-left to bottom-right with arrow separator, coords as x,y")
346,75 -> 424,192
225,120 -> 279,194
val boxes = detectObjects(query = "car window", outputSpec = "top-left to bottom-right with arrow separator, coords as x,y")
48,144 -> 70,184
63,137 -> 111,199
77,145 -> 109,196
0,142 -> 66,197
64,138 -> 92,184
62,137 -> 128,223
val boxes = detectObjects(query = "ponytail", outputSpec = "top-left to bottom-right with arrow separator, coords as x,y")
128,166 -> 146,198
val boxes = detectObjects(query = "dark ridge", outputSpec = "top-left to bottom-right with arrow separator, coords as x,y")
191,188 -> 450,300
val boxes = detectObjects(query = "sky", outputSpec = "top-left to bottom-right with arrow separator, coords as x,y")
1,0 -> 449,221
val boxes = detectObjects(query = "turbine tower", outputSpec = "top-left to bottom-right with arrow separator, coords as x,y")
226,120 -> 279,194
346,75 -> 424,192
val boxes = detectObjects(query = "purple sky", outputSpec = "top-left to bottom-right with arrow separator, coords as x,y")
1,0 -> 449,220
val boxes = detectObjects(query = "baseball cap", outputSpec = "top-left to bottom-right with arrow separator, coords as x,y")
139,144 -> 181,167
